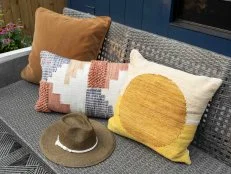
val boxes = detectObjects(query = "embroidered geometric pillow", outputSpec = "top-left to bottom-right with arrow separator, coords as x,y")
108,49 -> 222,164
35,51 -> 129,118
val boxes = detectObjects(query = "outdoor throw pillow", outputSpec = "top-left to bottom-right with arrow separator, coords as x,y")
35,51 -> 129,118
21,7 -> 111,84
108,49 -> 222,164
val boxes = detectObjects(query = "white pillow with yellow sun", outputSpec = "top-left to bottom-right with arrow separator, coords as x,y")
108,49 -> 222,164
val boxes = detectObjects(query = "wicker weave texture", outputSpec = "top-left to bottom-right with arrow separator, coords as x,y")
63,8 -> 130,63
63,8 -> 231,167
0,7 -> 230,174
126,30 -> 231,166
0,81 -> 231,174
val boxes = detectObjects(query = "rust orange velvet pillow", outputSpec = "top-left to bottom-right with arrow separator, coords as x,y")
21,7 -> 111,84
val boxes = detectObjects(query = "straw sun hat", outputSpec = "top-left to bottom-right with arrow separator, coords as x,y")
39,113 -> 115,167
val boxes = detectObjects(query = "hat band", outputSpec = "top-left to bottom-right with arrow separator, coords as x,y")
55,135 -> 98,153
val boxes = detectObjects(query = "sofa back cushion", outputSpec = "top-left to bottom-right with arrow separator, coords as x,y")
21,7 -> 111,84
63,7 -> 130,63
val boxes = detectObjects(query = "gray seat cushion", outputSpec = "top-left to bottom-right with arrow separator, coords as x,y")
0,80 -> 231,174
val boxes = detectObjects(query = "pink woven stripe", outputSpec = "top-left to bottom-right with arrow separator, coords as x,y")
105,63 -> 129,88
88,61 -> 108,88
48,84 -> 70,113
35,81 -> 51,112
88,61 -> 129,89
107,63 -> 129,80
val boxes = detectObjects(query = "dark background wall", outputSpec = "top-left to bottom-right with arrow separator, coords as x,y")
68,0 -> 231,57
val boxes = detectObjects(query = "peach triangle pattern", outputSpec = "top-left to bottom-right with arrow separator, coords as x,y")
35,51 -> 129,118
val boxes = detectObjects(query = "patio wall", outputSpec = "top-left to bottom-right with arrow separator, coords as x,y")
1,0 -> 67,36
68,0 -> 231,57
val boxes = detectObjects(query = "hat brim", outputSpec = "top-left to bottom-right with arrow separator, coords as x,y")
40,119 -> 115,167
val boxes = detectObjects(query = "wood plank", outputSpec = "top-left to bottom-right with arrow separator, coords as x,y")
9,0 -> 21,24
125,0 -> 144,29
30,0 -> 40,34
0,1 -> 2,11
30,0 -> 40,13
25,0 -> 34,35
37,0 -> 44,7
110,0 -> 126,24
54,0 -> 67,13
0,1 -> 4,25
18,0 -> 31,34
42,0 -> 55,11
2,0 -> 13,23
1,0 -> 66,35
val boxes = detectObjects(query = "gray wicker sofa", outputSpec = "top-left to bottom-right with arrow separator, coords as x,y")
0,8 -> 231,174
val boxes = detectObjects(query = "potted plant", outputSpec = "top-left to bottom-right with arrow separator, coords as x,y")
0,13 -> 32,63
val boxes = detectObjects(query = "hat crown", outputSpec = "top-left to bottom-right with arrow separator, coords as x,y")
59,114 -> 97,151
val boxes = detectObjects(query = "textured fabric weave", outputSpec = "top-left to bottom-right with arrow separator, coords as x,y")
35,51 -> 129,118
1,8 -> 230,173
0,81 -> 231,173
108,50 -> 223,164
62,10 -> 231,166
